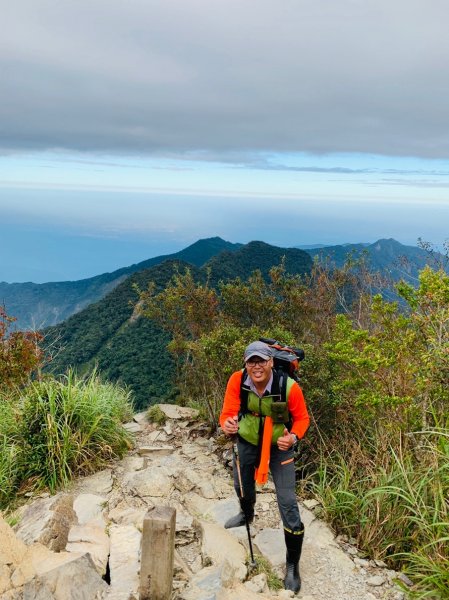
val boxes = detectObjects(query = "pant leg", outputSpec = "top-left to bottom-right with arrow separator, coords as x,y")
232,438 -> 258,504
270,445 -> 302,532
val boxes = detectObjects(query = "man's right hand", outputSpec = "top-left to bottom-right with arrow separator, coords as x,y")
223,415 -> 239,436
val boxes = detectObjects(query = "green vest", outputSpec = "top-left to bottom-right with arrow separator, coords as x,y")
238,375 -> 295,446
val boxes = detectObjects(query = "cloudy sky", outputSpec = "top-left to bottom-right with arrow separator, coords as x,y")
1,0 -> 449,282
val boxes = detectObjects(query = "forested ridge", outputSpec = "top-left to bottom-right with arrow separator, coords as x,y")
0,236 -> 241,330
307,237 -> 448,283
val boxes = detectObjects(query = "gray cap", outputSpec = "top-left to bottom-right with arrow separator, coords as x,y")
244,341 -> 273,361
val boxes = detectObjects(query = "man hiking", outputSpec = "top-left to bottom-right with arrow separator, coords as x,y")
219,340 -> 310,593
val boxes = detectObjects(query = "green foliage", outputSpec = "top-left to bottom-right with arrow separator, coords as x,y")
147,404 -> 166,425
327,268 -> 449,432
95,317 -> 176,410
0,396 -> 22,506
44,260 -> 191,409
304,266 -> 449,598
137,260 -> 302,425
0,306 -> 43,389
308,429 -> 449,597
5,514 -> 20,527
137,266 -> 219,350
206,241 -> 311,285
0,434 -> 21,508
20,371 -> 133,493
250,554 -> 284,590
0,371 -> 134,507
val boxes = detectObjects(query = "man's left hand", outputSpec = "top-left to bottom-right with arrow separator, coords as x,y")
277,427 -> 296,450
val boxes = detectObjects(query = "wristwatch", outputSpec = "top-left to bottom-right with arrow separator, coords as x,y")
290,433 -> 298,446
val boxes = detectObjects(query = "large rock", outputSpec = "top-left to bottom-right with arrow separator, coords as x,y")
22,553 -> 108,599
133,412 -> 148,425
137,445 -> 174,458
180,565 -> 225,600
244,572 -> 269,594
14,495 -> 76,552
108,524 -> 141,598
1,589 -> 24,600
174,466 -> 218,499
72,493 -> 106,526
108,503 -> 147,527
0,515 -> 27,567
184,492 -> 216,518
0,564 -> 12,596
254,528 -> 285,569
123,422 -> 142,433
11,544 -> 82,588
156,404 -> 199,420
120,455 -> 146,472
198,520 -> 247,583
300,505 -> 335,549
219,583 -> 273,599
205,498 -> 240,527
74,469 -> 113,495
125,466 -> 174,498
66,524 -> 110,575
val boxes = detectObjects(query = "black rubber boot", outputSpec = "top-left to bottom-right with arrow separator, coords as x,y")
284,527 -> 304,593
224,497 -> 255,529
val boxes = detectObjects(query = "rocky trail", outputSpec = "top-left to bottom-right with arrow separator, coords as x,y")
1,405 -> 409,599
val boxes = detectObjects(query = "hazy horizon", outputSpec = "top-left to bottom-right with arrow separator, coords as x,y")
1,195 -> 444,284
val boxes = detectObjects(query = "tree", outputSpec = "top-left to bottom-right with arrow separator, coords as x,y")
0,306 -> 43,390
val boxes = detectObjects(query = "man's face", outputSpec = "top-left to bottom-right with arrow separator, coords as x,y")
245,356 -> 273,387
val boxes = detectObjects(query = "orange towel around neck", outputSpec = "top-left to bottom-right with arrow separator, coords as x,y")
255,416 -> 273,485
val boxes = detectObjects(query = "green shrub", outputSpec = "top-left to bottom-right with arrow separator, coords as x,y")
147,404 -> 166,425
0,397 -> 22,506
250,555 -> 283,590
308,428 -> 449,598
19,370 -> 134,493
0,435 -> 21,507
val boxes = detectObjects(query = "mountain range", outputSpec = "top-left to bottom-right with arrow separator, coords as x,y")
305,238 -> 445,281
2,236 -> 444,331
1,237 -> 241,330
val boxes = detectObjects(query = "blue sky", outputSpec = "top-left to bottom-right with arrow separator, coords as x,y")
1,1 -> 449,282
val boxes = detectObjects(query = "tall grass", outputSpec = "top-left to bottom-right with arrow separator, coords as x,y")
0,436 -> 21,507
0,396 -> 22,506
0,371 -> 134,507
308,429 -> 449,598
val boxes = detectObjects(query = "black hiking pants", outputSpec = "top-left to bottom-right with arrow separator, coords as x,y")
233,436 -> 302,532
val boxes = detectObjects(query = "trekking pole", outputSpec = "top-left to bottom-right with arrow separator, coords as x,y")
233,438 -> 257,569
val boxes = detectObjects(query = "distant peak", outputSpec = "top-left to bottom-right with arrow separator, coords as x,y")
184,236 -> 233,249
195,236 -> 225,243
371,238 -> 404,250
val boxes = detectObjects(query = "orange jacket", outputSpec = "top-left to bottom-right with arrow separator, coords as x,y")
219,370 -> 310,440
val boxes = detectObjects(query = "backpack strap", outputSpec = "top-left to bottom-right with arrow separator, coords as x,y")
273,368 -> 293,430
239,368 -> 288,412
239,368 -> 250,418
